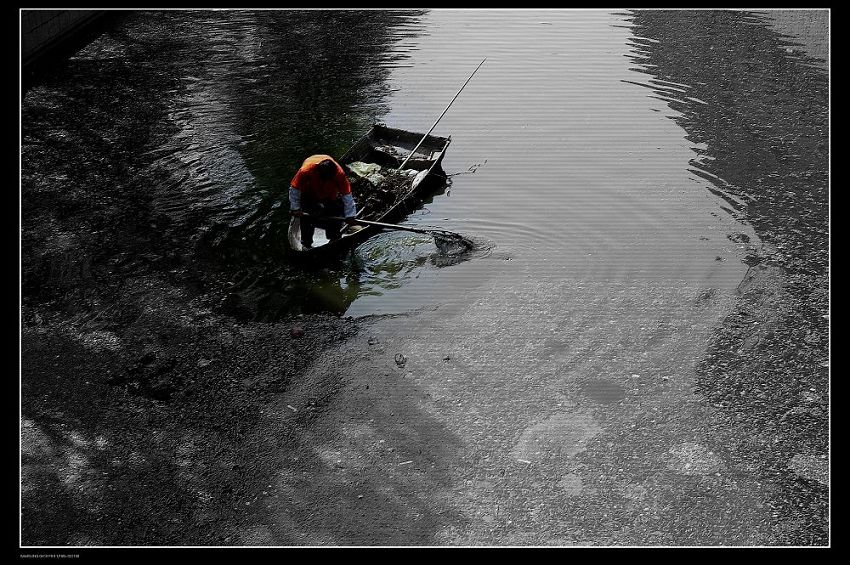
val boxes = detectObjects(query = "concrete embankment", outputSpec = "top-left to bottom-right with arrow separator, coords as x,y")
21,9 -> 111,91
22,10 -> 104,66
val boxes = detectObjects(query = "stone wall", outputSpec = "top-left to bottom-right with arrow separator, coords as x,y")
21,10 -> 104,67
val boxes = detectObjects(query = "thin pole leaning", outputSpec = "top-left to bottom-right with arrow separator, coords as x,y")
396,58 -> 487,171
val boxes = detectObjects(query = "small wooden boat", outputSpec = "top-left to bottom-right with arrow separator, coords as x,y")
287,123 -> 451,258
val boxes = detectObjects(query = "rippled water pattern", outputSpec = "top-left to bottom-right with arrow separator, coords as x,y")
21,9 -> 828,320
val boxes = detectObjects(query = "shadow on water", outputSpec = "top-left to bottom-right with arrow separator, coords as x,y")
622,9 -> 828,544
22,12 -> 128,95
22,311 -> 465,545
202,171 -> 484,320
622,10 -> 828,272
22,10 -> 478,322
21,12 -> 470,544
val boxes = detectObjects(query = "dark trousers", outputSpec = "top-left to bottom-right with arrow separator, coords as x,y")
301,197 -> 344,246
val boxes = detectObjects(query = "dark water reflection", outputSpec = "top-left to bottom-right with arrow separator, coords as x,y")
22,10 -> 431,318
21,9 -> 828,323
20,9 -> 829,546
623,10 -> 828,274
622,9 -> 829,545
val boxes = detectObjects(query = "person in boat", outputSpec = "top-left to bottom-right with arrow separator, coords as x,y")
288,155 -> 358,248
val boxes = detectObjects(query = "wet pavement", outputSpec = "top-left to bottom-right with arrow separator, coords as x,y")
21,9 -> 828,547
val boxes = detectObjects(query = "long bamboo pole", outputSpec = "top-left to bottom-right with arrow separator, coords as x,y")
396,58 -> 487,171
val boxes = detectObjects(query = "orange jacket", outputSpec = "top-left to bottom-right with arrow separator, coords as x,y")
290,155 -> 352,202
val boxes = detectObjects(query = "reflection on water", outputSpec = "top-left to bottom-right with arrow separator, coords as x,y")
623,9 -> 829,274
762,9 -> 828,69
21,9 -> 827,321
347,9 -> 768,316
621,9 -> 829,545
22,10 -> 434,318
20,9 -> 829,546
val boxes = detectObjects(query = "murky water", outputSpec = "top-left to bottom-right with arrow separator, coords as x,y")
21,9 -> 826,322
351,9 -> 750,317
21,8 -> 829,546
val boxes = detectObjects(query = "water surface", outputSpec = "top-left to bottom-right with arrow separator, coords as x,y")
23,9 -> 767,320
20,7 -> 829,546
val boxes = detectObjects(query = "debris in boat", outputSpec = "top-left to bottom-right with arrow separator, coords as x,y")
348,161 -> 382,178
348,161 -> 386,185
346,163 -> 421,221
377,144 -> 405,159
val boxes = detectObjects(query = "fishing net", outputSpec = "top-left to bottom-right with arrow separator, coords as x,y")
346,162 -> 473,254
431,230 -> 475,255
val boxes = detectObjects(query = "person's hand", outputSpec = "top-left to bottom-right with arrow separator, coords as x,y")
290,209 -> 303,217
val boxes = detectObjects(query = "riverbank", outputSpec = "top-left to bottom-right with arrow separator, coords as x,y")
20,9 -> 828,547
694,240 -> 829,544
19,240 -> 829,547
21,287 -> 357,545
